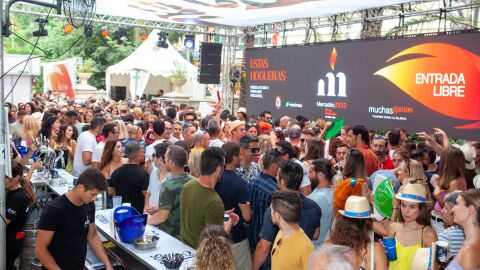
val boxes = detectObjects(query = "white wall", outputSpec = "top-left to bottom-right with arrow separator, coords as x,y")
3,75 -> 32,105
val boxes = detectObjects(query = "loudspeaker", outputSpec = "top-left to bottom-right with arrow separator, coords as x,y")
110,86 -> 126,101
199,42 -> 222,84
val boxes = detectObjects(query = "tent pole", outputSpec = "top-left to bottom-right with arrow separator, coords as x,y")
0,0 -> 8,268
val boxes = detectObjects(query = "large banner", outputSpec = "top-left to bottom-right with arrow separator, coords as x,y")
245,31 -> 480,140
43,58 -> 77,99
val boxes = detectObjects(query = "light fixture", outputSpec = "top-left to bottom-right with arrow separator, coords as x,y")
184,34 -> 195,50
63,23 -> 74,33
101,26 -> 110,37
139,30 -> 148,41
84,25 -> 93,37
32,18 -> 48,37
156,31 -> 169,48
117,28 -> 128,43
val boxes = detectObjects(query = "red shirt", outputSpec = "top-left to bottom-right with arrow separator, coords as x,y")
380,156 -> 394,170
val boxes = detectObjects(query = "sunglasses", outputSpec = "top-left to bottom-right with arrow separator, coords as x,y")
248,147 -> 260,154
374,134 -> 387,140
272,238 -> 282,256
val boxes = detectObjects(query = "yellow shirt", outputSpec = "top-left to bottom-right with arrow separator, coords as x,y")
271,229 -> 314,270
191,147 -> 204,153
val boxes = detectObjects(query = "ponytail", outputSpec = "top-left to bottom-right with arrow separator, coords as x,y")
11,161 -> 36,207
20,176 -> 36,207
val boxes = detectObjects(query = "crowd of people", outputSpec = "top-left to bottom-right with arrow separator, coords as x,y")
4,91 -> 480,270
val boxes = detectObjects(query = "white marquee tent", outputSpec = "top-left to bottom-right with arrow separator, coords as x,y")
106,30 -> 204,100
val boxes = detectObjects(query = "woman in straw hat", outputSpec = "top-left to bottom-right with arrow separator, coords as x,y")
328,195 -> 388,270
446,189 -> 480,269
392,159 -> 433,221
388,183 -> 438,270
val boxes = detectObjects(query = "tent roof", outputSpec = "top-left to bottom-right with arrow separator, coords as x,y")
106,30 -> 197,78
96,0 -> 418,27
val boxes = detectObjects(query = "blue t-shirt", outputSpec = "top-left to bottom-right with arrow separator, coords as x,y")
259,194 -> 321,269
215,170 -> 250,243
307,187 -> 333,248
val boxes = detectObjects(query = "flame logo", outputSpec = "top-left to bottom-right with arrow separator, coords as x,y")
48,64 -> 75,98
374,43 -> 480,129
330,47 -> 337,71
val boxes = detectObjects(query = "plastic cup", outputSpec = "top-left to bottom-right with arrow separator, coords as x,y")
383,237 -> 397,261
112,196 -> 122,209
435,240 -> 449,263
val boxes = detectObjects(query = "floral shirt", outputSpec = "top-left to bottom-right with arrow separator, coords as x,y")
236,162 -> 262,182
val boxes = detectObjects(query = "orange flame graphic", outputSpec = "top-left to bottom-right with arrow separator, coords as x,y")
374,43 -> 480,129
330,47 -> 337,71
48,64 -> 75,98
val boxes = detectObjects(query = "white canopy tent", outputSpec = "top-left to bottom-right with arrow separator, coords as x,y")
106,30 -> 204,100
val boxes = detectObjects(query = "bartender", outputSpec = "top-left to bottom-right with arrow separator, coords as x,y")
5,161 -> 35,269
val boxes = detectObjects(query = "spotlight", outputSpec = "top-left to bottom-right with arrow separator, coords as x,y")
63,23 -> 74,33
32,18 -> 48,37
139,30 -> 148,41
156,31 -> 169,48
84,25 -> 93,37
184,34 -> 195,50
117,28 -> 128,43
101,26 -> 110,37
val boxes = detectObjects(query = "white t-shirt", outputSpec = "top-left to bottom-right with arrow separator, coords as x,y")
73,131 -> 97,177
209,138 -> 223,148
147,168 -> 171,206
92,141 -> 105,163
146,139 -> 165,160
294,159 -> 311,188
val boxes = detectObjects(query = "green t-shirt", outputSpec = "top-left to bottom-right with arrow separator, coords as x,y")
180,180 -> 225,248
157,173 -> 195,239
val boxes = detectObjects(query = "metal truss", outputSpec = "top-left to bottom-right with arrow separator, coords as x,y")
220,29 -> 237,112
8,3 -> 240,36
242,1 -> 480,36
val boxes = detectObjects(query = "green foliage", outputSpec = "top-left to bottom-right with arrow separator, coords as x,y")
77,58 -> 95,73
169,61 -> 187,80
5,14 -> 136,90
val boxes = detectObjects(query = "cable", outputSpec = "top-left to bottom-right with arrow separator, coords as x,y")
0,214 -> 7,225
12,32 -> 49,57
3,3 -> 96,101
4,5 -> 54,101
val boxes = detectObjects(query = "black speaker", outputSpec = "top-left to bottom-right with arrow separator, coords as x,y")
110,86 -> 126,101
199,42 -> 222,84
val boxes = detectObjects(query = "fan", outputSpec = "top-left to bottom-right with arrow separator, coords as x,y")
63,0 -> 96,28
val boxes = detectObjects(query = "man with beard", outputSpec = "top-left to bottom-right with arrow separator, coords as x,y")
371,134 -> 394,170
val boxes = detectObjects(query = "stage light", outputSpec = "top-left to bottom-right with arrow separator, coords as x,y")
184,35 -> 195,50
101,26 -> 110,37
139,30 -> 148,41
63,23 -> 74,33
156,31 -> 169,48
117,28 -> 128,43
32,18 -> 48,37
84,25 -> 93,37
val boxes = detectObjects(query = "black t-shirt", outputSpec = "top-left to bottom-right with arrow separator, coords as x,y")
215,170 -> 250,243
38,195 -> 95,270
109,164 -> 149,212
6,188 -> 30,242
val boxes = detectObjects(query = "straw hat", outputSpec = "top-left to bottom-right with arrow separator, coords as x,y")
228,120 -> 245,133
411,243 -> 436,270
395,183 -> 427,203
338,196 -> 375,219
